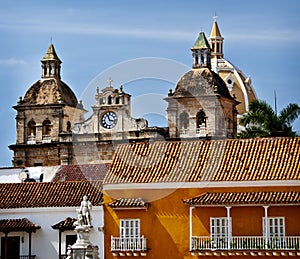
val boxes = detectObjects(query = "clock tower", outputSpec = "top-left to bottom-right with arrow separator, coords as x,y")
72,79 -> 166,164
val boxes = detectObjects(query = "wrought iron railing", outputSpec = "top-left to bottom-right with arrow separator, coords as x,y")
111,236 -> 147,252
191,236 -> 300,251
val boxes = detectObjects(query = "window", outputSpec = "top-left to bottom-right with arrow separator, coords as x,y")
263,217 -> 285,238
117,219 -> 142,251
42,119 -> 52,135
65,234 -> 77,252
108,95 -> 112,105
1,236 -> 20,258
210,217 -> 232,239
179,111 -> 189,129
196,110 -> 206,128
120,219 -> 140,238
28,120 -> 36,136
66,121 -> 71,132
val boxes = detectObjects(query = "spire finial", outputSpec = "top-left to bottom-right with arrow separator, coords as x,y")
213,13 -> 218,22
107,77 -> 113,87
50,37 -> 53,44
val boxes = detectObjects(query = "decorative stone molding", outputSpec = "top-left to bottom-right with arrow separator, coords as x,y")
111,251 -> 148,257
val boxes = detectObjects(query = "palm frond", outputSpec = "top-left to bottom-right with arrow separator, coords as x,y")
278,103 -> 300,125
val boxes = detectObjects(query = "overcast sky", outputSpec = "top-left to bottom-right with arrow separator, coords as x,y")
0,0 -> 300,167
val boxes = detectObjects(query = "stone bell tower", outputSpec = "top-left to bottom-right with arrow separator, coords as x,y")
165,31 -> 238,139
9,44 -> 85,167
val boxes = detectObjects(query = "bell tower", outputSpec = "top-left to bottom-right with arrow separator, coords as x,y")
165,31 -> 238,139
9,44 -> 85,167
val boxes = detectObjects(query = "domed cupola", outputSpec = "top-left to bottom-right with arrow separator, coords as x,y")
41,44 -> 62,79
191,32 -> 211,69
22,44 -> 78,107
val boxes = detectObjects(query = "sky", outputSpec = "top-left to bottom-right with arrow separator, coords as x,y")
0,0 -> 300,167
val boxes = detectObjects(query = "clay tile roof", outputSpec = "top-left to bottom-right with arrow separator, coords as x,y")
0,218 -> 41,233
52,164 -> 110,182
52,217 -> 76,231
108,198 -> 150,209
104,137 -> 300,184
0,181 -> 102,209
184,191 -> 300,206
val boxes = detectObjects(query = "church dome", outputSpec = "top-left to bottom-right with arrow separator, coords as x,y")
22,78 -> 79,107
173,67 -> 233,100
21,44 -> 79,107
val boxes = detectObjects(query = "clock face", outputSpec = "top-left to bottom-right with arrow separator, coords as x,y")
101,111 -> 118,129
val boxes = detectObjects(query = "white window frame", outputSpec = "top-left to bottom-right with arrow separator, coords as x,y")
120,219 -> 140,238
263,217 -> 285,238
210,217 -> 232,239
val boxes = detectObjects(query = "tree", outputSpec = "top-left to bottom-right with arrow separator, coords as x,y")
237,100 -> 300,138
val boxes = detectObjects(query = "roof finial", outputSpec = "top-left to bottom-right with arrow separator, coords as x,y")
213,12 -> 218,22
50,36 -> 53,45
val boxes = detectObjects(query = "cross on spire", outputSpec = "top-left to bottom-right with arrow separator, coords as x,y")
213,13 -> 218,22
107,77 -> 113,87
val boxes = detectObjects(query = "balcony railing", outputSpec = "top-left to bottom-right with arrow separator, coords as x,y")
42,135 -> 51,143
196,127 -> 206,137
111,236 -> 147,252
179,128 -> 207,137
191,236 -> 300,251
27,136 -> 36,144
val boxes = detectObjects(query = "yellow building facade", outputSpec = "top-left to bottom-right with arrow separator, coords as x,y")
103,137 -> 300,258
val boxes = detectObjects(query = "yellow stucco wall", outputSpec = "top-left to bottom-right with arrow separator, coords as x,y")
103,185 -> 300,258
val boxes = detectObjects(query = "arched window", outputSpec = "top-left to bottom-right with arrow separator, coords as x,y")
43,119 -> 52,136
179,111 -> 189,129
196,110 -> 207,128
108,95 -> 112,105
28,120 -> 36,136
67,121 -> 71,132
115,97 -> 120,104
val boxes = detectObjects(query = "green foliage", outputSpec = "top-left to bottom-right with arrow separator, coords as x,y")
237,100 -> 300,138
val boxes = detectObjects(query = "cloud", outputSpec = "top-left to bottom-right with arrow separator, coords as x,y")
227,29 -> 300,43
0,58 -> 26,66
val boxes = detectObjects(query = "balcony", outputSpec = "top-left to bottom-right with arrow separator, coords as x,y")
191,236 -> 300,251
179,128 -> 207,138
111,236 -> 147,257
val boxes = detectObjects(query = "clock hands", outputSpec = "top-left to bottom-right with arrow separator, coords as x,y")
102,112 -> 117,129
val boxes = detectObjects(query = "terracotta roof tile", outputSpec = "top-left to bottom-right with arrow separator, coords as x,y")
184,191 -> 300,206
0,218 -> 41,232
104,137 -> 300,184
52,164 -> 109,182
51,217 -> 76,231
0,181 -> 102,209
108,198 -> 150,209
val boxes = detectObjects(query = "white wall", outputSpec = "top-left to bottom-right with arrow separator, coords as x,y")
0,206 -> 104,259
